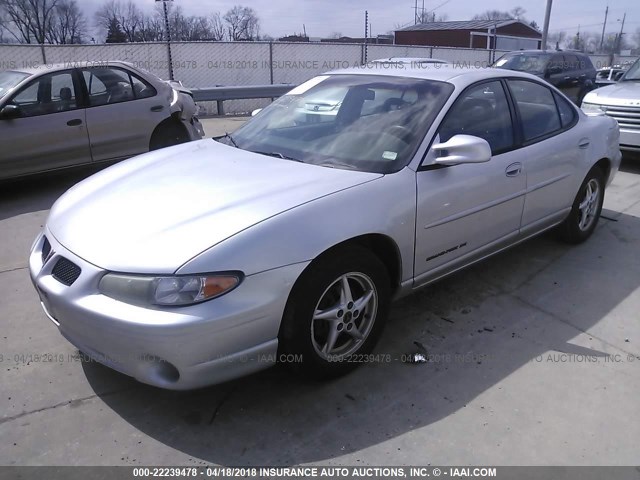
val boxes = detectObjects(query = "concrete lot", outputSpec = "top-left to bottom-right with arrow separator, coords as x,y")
1,117 -> 639,466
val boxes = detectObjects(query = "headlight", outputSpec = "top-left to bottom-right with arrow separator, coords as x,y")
99,272 -> 242,307
581,102 -> 606,114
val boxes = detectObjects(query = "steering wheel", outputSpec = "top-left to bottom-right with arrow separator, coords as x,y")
387,125 -> 414,144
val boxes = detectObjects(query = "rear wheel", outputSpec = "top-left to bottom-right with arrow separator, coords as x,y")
557,167 -> 605,244
278,246 -> 390,379
149,121 -> 190,151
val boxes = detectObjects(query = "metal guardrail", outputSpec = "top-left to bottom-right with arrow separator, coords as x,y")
190,84 -> 297,115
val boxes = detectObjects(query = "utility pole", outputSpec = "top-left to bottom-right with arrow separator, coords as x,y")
414,0 -> 418,24
617,12 -> 626,53
599,6 -> 608,52
541,0 -> 553,50
364,10 -> 369,63
156,0 -> 174,80
364,11 -> 369,39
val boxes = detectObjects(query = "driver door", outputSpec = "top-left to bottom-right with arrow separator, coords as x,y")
414,80 -> 526,283
0,70 -> 90,179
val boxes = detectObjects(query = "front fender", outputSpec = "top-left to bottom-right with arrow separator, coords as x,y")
177,168 -> 417,283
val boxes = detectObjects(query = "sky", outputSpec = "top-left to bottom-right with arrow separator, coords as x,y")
79,0 -> 639,44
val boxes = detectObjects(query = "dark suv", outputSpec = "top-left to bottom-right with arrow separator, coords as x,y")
493,50 -> 596,105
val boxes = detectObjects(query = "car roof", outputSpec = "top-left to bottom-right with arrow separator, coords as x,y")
501,49 -> 589,57
7,60 -> 135,76
370,57 -> 449,64
326,64 -> 542,86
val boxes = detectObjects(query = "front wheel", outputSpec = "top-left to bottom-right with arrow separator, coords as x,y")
278,246 -> 390,379
149,121 -> 190,151
557,167 -> 605,244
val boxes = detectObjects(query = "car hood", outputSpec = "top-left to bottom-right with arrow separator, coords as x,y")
48,139 -> 381,273
585,82 -> 640,106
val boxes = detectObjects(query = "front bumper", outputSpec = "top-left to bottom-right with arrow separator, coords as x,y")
184,116 -> 205,141
619,128 -> 640,152
29,228 -> 308,390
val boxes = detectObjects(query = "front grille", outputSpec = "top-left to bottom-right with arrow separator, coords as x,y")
52,257 -> 81,286
41,237 -> 51,263
603,105 -> 640,131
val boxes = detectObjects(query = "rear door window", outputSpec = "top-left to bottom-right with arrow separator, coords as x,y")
507,80 -> 562,142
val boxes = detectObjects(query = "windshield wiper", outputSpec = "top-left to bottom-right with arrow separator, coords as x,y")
251,151 -> 304,162
214,132 -> 239,148
317,161 -> 358,170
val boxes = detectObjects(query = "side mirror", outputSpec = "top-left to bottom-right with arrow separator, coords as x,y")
251,108 -> 262,117
0,104 -> 21,119
432,134 -> 491,166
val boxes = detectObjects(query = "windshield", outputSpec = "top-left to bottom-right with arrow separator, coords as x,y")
493,53 -> 551,74
226,74 -> 454,173
0,71 -> 30,100
621,59 -> 640,81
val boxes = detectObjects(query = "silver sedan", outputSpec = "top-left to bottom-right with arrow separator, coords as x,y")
29,66 -> 621,389
0,61 -> 204,180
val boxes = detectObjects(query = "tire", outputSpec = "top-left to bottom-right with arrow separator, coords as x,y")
556,167 -> 605,244
278,246 -> 391,379
149,121 -> 190,151
577,89 -> 588,106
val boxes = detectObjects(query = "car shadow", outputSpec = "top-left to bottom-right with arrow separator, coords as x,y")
0,165 -> 110,222
81,208 -> 640,465
620,151 -> 640,175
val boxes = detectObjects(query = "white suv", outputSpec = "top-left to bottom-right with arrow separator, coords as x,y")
582,58 -> 640,152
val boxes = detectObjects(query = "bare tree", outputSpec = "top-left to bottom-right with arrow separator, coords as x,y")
472,10 -> 514,21
95,0 -> 142,42
0,0 -> 59,43
510,7 -> 526,20
136,10 -> 163,42
169,6 -> 213,41
0,9 -> 7,42
417,11 -> 448,23
47,0 -> 85,44
547,31 -> 568,50
633,27 -> 640,49
224,5 -> 259,41
209,12 -> 225,40
571,31 -> 600,53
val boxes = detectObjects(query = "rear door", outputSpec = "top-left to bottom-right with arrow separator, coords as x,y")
506,79 -> 582,232
561,54 -> 582,102
545,54 -> 578,102
0,69 -> 90,179
81,67 -> 166,162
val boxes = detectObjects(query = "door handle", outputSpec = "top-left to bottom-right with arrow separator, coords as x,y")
578,139 -> 590,149
66,119 -> 82,126
506,162 -> 522,177
150,105 -> 164,112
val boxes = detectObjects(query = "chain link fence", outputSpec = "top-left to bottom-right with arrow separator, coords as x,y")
0,44 -> 45,70
1,41 -> 637,114
44,43 -> 170,79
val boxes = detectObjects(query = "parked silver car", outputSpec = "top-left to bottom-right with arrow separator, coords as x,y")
30,66 -> 621,390
595,66 -> 627,87
582,58 -> 640,152
369,57 -> 449,66
0,61 -> 204,180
